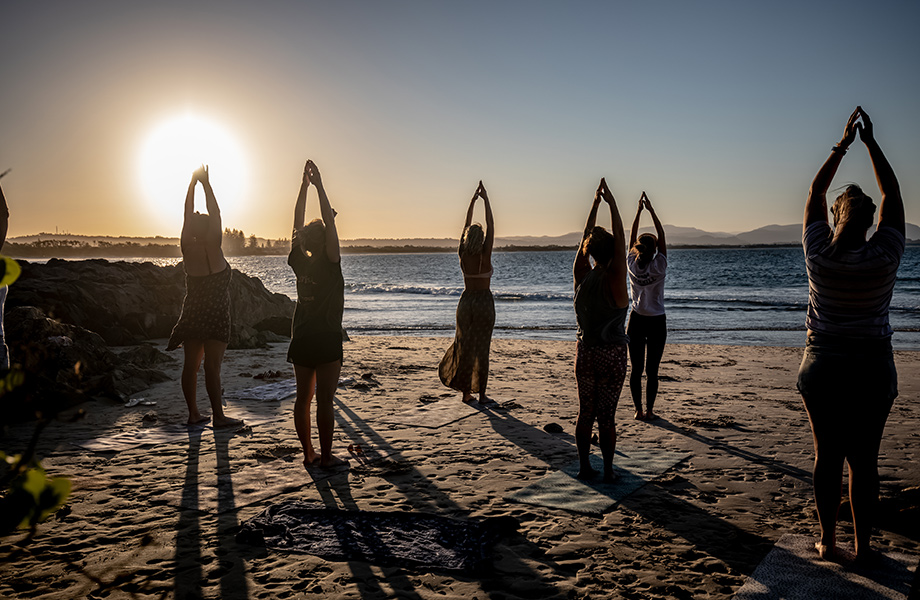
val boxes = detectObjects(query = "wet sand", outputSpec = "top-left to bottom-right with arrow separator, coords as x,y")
1,336 -> 918,599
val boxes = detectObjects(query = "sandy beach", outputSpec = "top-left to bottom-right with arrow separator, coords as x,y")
1,336 -> 918,599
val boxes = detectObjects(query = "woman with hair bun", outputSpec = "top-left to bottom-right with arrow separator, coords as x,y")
627,192 -> 668,421
799,107 -> 905,562
573,178 -> 629,483
439,181 -> 495,405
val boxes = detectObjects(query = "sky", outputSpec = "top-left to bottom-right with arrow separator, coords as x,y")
1,1 -> 918,240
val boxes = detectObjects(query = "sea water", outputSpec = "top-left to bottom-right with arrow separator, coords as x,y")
216,247 -> 920,350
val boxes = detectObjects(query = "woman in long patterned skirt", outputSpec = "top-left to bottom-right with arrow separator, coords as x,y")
439,181 -> 496,405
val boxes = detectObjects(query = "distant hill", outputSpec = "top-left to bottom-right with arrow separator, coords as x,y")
8,222 -> 920,254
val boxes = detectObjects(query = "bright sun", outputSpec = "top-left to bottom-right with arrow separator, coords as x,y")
138,113 -> 248,232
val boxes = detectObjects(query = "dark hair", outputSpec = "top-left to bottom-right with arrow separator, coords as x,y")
584,226 -> 616,266
460,223 -> 485,257
633,233 -> 657,267
831,184 -> 876,231
188,212 -> 210,240
295,218 -> 326,257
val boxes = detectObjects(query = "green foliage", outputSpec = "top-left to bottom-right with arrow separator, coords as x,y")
0,254 -> 72,534
0,452 -> 71,532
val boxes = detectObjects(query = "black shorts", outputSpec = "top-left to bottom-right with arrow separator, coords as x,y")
287,329 -> 343,368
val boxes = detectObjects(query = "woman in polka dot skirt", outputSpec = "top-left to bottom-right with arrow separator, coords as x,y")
573,178 -> 629,483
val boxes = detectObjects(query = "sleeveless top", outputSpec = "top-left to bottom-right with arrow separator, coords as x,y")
574,267 -> 629,347
288,247 -> 345,339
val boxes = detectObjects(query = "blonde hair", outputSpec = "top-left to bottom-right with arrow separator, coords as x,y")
294,218 -> 326,256
831,185 -> 876,231
460,223 -> 485,257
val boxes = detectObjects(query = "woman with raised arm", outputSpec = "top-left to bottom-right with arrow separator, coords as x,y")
573,178 -> 630,483
439,181 -> 496,405
798,107 -> 905,563
627,192 -> 668,421
167,166 -> 242,427
288,160 -> 347,470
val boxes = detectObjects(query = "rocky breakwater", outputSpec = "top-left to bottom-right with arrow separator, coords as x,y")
3,259 -> 295,417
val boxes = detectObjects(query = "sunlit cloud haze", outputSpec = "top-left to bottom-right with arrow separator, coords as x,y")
1,1 -> 918,240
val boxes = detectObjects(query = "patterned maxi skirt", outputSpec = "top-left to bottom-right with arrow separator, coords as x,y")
439,289 -> 495,394
167,267 -> 232,350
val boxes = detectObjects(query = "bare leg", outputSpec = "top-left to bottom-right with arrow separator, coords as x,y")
575,412 -> 598,479
848,396 -> 892,559
597,423 -> 618,483
293,364 -> 318,467
315,360 -> 347,468
804,396 -> 845,560
181,341 -> 209,425
203,340 -> 241,427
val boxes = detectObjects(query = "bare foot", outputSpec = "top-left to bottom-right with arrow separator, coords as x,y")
634,410 -> 645,420
319,455 -> 349,469
645,411 -> 658,421
462,393 -> 475,404
854,547 -> 880,568
213,416 -> 244,428
815,541 -> 844,562
479,396 -> 498,407
603,470 -> 619,484
302,447 -> 318,469
576,466 -> 599,480
187,415 -> 211,427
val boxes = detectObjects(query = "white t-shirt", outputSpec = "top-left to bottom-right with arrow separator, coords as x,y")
627,252 -> 667,316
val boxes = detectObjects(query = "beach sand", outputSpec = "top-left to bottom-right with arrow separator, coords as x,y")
1,337 -> 918,599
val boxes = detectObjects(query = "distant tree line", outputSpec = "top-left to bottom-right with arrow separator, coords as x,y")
1,228 -> 291,258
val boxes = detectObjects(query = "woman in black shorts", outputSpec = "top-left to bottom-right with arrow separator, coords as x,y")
288,160 -> 346,470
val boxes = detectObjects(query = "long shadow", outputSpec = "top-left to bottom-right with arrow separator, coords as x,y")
328,397 -> 573,599
174,429 -> 204,600
651,417 -> 813,483
215,429 -> 252,600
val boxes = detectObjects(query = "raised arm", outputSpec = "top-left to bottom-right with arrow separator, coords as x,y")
805,108 -> 860,231
574,181 -> 604,289
306,160 -> 340,263
858,108 -> 904,237
0,181 -> 9,249
478,181 -> 495,255
600,178 -> 629,308
629,195 -> 643,248
181,170 -> 198,243
644,192 -> 667,257
464,184 -> 479,231
293,163 -> 309,237
197,165 -> 222,242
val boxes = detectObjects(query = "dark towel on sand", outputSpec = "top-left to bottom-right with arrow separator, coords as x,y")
237,500 -> 517,573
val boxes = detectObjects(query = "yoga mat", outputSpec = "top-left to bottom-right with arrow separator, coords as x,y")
224,379 -> 298,402
379,399 -> 482,429
73,412 -> 277,453
732,534 -> 918,600
237,500 -> 518,573
505,447 -> 689,515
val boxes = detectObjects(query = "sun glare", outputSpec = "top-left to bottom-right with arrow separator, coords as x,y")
138,114 -> 248,233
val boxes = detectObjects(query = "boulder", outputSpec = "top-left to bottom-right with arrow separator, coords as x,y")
6,259 -> 294,349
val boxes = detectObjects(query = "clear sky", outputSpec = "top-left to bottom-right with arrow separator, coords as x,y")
1,1 -> 918,240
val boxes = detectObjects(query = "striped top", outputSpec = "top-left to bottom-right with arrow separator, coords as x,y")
803,221 -> 905,339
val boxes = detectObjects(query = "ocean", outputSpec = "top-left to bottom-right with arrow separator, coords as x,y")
128,247 -> 920,349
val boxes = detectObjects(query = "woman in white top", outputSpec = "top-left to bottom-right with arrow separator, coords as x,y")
626,192 -> 667,421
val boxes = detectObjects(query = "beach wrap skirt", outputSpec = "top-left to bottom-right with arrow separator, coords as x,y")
575,341 -> 628,428
439,289 -> 495,394
797,332 -> 897,437
167,267 -> 232,350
